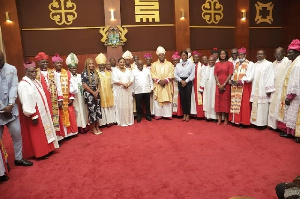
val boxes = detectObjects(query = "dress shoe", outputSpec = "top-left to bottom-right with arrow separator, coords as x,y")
0,174 -> 9,182
146,116 -> 152,121
137,117 -> 141,123
280,132 -> 293,138
14,159 -> 33,166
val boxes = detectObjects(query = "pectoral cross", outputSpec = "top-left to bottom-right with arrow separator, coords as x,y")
62,81 -> 68,93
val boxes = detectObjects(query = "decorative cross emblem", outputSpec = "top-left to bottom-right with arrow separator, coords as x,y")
49,0 -> 77,25
202,0 -> 224,24
255,1 -> 274,24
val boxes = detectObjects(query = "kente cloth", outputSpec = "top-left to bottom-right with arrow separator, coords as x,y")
36,68 -> 60,131
230,60 -> 250,114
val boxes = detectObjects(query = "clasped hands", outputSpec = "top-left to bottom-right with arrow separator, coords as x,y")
180,80 -> 187,87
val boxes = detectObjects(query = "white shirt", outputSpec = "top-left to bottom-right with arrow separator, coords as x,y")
132,67 -> 153,94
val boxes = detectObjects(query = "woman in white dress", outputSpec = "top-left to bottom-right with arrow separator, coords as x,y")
112,58 -> 134,126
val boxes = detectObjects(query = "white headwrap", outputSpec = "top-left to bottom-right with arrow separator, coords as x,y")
156,46 -> 166,55
95,53 -> 107,65
122,50 -> 133,59
66,53 -> 78,67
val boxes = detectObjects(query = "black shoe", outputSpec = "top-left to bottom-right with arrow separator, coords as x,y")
296,137 -> 300,143
0,174 -> 9,182
137,117 -> 141,123
280,132 -> 294,138
146,116 -> 152,121
14,159 -> 33,166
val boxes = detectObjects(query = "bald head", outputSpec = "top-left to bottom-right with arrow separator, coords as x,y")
0,51 -> 5,69
274,47 -> 285,61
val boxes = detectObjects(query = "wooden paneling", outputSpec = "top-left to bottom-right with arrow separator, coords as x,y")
191,28 -> 235,50
0,0 -> 24,79
174,0 -> 190,51
282,0 -> 300,49
235,0 -> 249,51
104,0 -> 123,60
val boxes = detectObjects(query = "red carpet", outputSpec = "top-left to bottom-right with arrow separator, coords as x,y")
0,119 -> 300,198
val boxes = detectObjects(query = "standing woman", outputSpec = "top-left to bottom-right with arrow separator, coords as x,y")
112,58 -> 134,126
214,50 -> 233,125
81,58 -> 102,135
174,51 -> 195,121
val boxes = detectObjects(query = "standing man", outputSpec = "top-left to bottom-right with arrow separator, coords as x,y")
18,61 -> 59,159
52,54 -> 78,140
151,46 -> 174,120
133,60 -> 153,123
67,53 -> 89,134
250,50 -> 275,127
228,48 -> 239,70
35,52 -> 62,137
95,53 -> 116,126
268,47 -> 291,130
282,39 -> 300,142
193,51 -> 205,119
0,51 -> 33,166
229,47 -> 254,126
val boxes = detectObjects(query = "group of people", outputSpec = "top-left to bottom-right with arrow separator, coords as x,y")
0,39 -> 300,184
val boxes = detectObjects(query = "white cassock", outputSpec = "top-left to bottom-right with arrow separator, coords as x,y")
268,57 -> 291,129
250,59 -> 275,126
284,56 -> 300,135
18,76 -> 59,147
200,65 -> 217,119
112,68 -> 134,126
72,73 -> 88,128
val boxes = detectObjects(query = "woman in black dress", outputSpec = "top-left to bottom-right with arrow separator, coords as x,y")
81,58 -> 102,135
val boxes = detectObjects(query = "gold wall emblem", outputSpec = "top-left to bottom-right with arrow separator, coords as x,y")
255,1 -> 274,24
202,0 -> 223,24
99,25 -> 128,47
135,0 -> 160,23
49,0 -> 77,25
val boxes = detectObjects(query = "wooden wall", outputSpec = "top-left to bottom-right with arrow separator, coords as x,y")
0,0 -> 299,79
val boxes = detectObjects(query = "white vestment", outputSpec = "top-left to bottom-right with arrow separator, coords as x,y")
250,59 -> 275,126
72,74 -> 88,128
18,76 -> 59,147
268,57 -> 291,129
200,65 -> 217,119
284,56 -> 300,135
